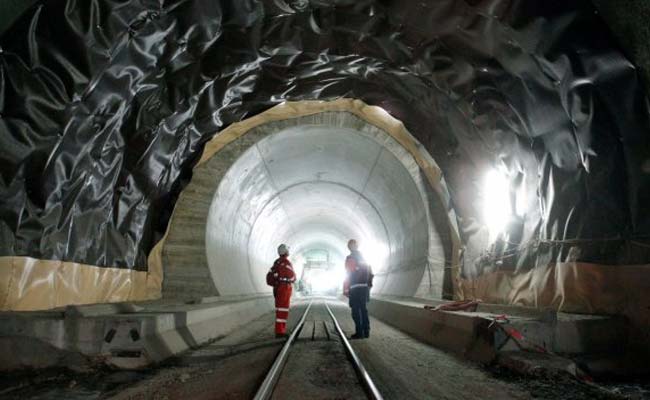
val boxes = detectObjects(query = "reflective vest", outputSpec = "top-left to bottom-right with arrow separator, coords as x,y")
343,250 -> 373,294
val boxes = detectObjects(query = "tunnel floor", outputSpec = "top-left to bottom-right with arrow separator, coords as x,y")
0,299 -> 634,400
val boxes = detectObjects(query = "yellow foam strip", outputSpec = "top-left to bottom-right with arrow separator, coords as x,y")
0,256 -> 159,310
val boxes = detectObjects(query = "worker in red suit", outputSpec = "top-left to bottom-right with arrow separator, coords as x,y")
343,239 -> 373,339
266,244 -> 296,338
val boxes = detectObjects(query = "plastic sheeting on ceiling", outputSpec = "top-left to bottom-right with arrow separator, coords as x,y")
1,0 -> 649,281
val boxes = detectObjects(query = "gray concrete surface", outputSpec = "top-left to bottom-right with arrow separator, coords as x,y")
366,296 -> 628,366
331,300 -> 612,400
1,299 -> 618,399
0,294 -> 629,377
163,111 -> 452,301
0,296 -> 275,371
0,301 -> 309,399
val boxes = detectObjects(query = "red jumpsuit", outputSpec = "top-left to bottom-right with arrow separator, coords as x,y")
269,255 -> 296,335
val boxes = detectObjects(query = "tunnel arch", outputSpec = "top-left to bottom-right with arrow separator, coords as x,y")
157,99 -> 461,300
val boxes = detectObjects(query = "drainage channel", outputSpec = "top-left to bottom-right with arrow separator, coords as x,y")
253,300 -> 383,400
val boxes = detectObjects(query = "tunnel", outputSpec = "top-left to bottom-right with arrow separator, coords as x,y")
161,103 -> 457,300
1,0 -> 650,398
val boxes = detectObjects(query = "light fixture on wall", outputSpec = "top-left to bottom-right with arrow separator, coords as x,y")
483,169 -> 512,243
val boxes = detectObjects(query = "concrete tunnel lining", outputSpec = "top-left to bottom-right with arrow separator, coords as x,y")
241,180 -> 392,292
161,107 -> 455,300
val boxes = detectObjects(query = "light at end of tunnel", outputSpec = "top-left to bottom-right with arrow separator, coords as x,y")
307,267 -> 347,293
483,169 -> 511,242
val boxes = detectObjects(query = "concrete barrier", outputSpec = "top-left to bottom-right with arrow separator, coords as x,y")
367,297 -> 497,362
0,295 -> 275,370
367,296 -> 628,365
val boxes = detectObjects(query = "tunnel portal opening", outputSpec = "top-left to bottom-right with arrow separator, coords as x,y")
160,102 -> 458,301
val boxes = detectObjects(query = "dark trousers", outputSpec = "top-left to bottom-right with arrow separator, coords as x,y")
349,287 -> 370,336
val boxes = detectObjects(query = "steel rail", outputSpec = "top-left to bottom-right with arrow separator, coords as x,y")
325,301 -> 384,400
253,300 -> 313,400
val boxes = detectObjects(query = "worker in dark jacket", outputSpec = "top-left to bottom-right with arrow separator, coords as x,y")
343,239 -> 373,339
267,244 -> 296,338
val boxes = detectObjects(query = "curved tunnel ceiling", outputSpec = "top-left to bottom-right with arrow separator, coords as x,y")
204,122 -> 439,297
1,0 -> 650,311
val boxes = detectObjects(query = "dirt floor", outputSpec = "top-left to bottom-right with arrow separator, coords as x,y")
271,304 -> 366,399
327,302 -> 628,400
0,299 -> 646,400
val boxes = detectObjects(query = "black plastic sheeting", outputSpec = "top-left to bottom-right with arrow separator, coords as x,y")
1,0 -> 649,276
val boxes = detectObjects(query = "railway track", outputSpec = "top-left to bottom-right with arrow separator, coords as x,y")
253,300 -> 383,400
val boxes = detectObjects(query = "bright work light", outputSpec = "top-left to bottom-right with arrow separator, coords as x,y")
483,169 -> 511,243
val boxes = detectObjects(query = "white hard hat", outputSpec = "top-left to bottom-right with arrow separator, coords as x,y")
277,244 -> 289,256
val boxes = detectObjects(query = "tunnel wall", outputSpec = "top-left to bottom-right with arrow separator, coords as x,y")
0,0 -> 649,349
160,100 -> 457,300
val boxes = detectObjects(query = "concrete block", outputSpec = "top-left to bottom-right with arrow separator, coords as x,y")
367,298 -> 497,363
552,314 -> 628,355
0,296 -> 275,371
64,303 -> 145,318
367,296 -> 629,367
